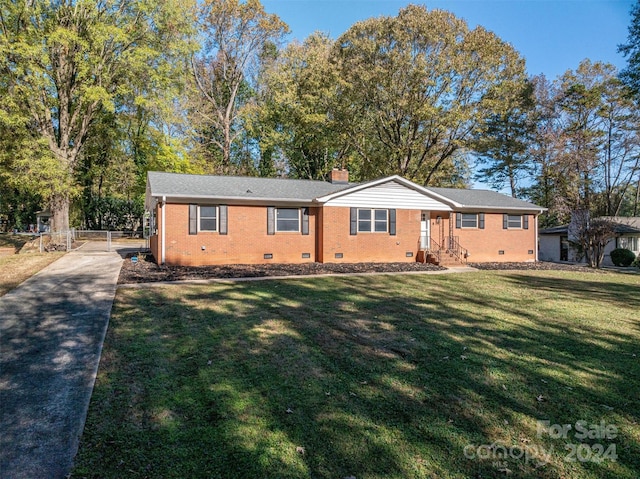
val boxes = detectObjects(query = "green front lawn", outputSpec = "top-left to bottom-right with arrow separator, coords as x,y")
72,271 -> 640,479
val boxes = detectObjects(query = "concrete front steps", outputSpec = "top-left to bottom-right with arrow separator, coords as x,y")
416,249 -> 466,267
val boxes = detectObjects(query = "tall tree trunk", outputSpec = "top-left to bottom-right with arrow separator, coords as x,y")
635,176 -> 640,216
50,193 -> 70,232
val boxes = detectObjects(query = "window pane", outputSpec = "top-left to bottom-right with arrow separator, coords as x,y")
373,209 -> 388,232
619,237 -> 639,251
374,221 -> 387,232
277,220 -> 299,232
375,209 -> 387,221
199,206 -> 217,231
358,209 -> 373,232
461,213 -> 477,228
200,219 -> 217,231
276,208 -> 299,232
277,208 -> 298,220
508,215 -> 522,228
200,206 -> 217,218
358,220 -> 371,232
358,209 -> 371,220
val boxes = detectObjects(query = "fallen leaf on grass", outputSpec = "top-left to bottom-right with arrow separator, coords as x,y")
536,395 -> 546,402
296,446 -> 305,455
286,408 -> 293,414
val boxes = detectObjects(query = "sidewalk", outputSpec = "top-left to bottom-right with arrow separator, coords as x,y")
0,249 -> 123,479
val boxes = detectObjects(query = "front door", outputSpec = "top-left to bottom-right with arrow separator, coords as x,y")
420,211 -> 430,249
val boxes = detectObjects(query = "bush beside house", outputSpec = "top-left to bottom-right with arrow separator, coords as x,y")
610,248 -> 636,267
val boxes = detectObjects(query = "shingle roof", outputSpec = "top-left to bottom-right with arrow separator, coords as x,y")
147,171 -> 544,211
147,171 -> 352,202
427,187 -> 543,210
539,218 -> 640,235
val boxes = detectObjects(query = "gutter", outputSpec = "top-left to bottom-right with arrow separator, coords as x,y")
161,195 -> 166,265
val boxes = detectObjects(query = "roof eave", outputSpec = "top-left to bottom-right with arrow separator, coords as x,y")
457,206 -> 547,213
148,193 -> 317,206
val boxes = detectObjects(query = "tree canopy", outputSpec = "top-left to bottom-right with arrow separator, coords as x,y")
1,0 -> 195,231
619,0 -> 640,100
330,5 -> 526,186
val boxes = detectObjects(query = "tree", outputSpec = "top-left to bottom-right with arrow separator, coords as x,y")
595,74 -> 640,216
1,0 -> 195,231
619,0 -> 640,100
473,79 -> 535,197
525,75 -> 568,227
330,5 -> 526,186
568,210 -> 617,268
251,33 -> 348,180
190,0 -> 288,174
527,62 -> 640,227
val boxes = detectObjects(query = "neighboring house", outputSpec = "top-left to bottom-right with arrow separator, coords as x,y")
539,217 -> 640,265
145,169 -> 545,266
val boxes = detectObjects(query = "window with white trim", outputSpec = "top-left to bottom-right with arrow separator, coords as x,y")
198,206 -> 218,232
358,209 -> 388,233
617,236 -> 639,252
507,214 -> 522,229
461,213 -> 478,228
276,208 -> 300,232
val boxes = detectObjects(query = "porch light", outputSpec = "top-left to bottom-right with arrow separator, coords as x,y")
436,216 -> 442,224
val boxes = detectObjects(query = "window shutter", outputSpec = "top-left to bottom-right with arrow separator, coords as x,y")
219,205 -> 228,235
479,213 -> 485,230
523,215 -> 529,230
350,207 -> 357,235
189,204 -> 197,235
302,208 -> 309,235
455,212 -> 461,229
503,214 -> 508,229
267,207 -> 275,235
389,209 -> 396,236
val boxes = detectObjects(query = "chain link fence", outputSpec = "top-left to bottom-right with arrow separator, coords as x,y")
38,230 -> 148,253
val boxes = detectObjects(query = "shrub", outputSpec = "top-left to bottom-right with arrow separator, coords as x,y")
632,255 -> 640,269
610,248 -> 636,267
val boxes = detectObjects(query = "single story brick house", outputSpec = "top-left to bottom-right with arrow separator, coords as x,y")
539,217 -> 640,265
145,169 -> 545,266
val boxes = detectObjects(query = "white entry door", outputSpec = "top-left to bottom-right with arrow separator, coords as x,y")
420,211 -> 430,248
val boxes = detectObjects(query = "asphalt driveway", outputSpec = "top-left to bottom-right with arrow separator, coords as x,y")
0,247 -> 125,479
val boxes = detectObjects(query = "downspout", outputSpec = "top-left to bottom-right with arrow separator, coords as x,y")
535,212 -> 540,262
161,195 -> 166,265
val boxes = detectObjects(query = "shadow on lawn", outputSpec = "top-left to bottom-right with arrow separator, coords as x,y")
73,272 -> 640,479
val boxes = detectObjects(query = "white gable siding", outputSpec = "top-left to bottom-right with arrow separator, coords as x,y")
323,181 -> 451,210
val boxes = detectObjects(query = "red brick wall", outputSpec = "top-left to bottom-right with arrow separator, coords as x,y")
454,213 -> 537,262
320,207 -> 421,263
160,203 -> 319,266
151,202 -> 538,265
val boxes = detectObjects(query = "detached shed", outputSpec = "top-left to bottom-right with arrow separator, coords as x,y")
36,210 -> 51,233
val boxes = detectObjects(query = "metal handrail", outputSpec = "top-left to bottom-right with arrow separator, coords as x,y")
445,236 -> 468,263
418,236 -> 442,264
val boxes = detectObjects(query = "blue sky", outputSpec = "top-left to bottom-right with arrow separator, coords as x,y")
261,0 -> 635,80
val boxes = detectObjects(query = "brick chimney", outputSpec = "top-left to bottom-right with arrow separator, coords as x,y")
330,168 -> 349,184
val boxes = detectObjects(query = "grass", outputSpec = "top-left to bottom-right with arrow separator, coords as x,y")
0,252 -> 65,296
72,271 -> 640,479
